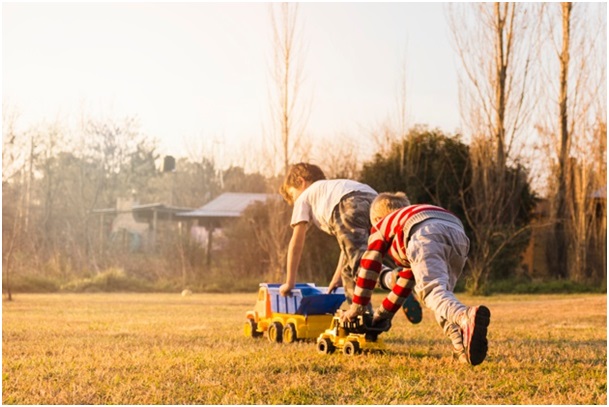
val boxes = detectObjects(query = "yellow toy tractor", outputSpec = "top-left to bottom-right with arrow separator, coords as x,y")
316,314 -> 387,355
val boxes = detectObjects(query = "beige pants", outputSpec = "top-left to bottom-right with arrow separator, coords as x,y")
406,220 -> 470,326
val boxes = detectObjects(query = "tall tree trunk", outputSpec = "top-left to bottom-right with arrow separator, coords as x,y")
494,2 -> 508,172
554,2 -> 572,278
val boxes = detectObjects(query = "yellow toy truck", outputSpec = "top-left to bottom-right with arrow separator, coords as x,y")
316,314 -> 387,355
244,283 -> 346,343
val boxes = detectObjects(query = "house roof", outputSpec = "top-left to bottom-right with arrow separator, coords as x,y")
92,203 -> 194,222
177,192 -> 276,220
92,193 -> 278,225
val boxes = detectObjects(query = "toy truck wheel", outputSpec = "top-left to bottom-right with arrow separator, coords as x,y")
267,321 -> 283,343
244,319 -> 262,338
316,337 -> 335,354
343,340 -> 361,356
283,323 -> 298,343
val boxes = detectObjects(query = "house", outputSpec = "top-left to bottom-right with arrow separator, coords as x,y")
177,192 -> 276,265
92,193 -> 276,258
92,198 -> 194,252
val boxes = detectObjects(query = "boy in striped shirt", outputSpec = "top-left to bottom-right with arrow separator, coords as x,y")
341,192 -> 491,365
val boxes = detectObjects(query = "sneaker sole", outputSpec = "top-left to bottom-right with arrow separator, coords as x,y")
402,294 -> 423,324
467,305 -> 491,366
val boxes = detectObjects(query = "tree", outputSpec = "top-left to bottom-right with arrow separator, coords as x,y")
447,3 -> 539,293
266,2 -> 311,176
2,105 -> 27,300
537,2 -> 607,282
312,133 -> 361,180
361,126 -> 535,291
221,166 -> 268,193
221,197 -> 292,282
2,115 -> 68,297
361,127 -> 471,224
447,3 -> 539,169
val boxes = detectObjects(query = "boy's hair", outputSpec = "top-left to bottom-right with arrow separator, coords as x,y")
279,162 -> 326,204
370,192 -> 411,222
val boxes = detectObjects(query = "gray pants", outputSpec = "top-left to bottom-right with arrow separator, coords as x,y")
406,220 -> 470,328
328,192 -> 377,302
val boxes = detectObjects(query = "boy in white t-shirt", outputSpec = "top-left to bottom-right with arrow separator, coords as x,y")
278,162 -> 378,303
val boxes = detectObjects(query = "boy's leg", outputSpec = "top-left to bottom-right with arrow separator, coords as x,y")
438,316 -> 468,364
457,305 -> 491,365
402,291 -> 423,324
407,222 -> 469,324
408,221 -> 490,365
328,192 -> 376,303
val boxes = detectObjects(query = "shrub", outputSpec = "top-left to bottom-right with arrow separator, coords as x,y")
2,275 -> 60,293
60,268 -> 153,293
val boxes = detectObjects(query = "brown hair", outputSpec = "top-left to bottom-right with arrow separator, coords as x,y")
279,162 -> 326,204
370,192 -> 411,222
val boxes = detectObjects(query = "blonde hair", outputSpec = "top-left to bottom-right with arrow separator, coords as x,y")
370,192 -> 411,222
279,162 -> 326,204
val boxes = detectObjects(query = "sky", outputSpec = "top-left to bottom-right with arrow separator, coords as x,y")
3,2 -> 461,170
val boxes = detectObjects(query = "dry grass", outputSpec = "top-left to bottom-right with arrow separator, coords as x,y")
2,292 -> 606,404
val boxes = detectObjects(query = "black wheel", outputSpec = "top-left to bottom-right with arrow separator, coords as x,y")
343,340 -> 361,356
267,321 -> 283,343
244,319 -> 263,338
316,337 -> 335,354
283,323 -> 297,343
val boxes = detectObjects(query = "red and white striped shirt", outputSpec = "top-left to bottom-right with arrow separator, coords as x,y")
352,204 -> 463,309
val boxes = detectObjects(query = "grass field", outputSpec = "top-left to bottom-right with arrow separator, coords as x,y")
2,292 -> 606,404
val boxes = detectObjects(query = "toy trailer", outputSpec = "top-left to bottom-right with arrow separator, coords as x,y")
244,283 -> 345,343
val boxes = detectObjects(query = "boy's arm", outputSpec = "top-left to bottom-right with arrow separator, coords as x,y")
377,268 -> 416,316
280,222 -> 307,296
340,231 -> 387,321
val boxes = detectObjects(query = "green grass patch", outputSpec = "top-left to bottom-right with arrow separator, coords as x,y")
2,292 -> 606,404
490,277 -> 606,294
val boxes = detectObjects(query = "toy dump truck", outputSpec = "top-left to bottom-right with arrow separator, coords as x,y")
244,283 -> 346,343
316,314 -> 387,355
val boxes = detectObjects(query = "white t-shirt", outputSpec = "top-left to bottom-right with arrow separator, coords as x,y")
290,179 -> 377,234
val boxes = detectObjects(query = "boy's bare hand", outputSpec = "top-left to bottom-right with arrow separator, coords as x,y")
279,283 -> 293,296
327,280 -> 341,294
340,308 -> 359,323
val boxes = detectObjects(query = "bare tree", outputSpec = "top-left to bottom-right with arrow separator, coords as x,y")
2,104 -> 26,184
395,52 -> 409,177
266,2 -> 311,176
2,106 -> 24,300
313,132 -> 360,180
448,3 -> 539,167
537,2 -> 607,281
554,2 -> 573,279
447,3 -> 539,293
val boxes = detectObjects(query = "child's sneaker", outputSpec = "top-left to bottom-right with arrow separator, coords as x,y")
401,293 -> 423,324
446,322 -> 467,363
458,305 -> 491,366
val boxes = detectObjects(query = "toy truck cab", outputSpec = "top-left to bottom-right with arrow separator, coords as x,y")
244,283 -> 345,343
316,315 -> 386,355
